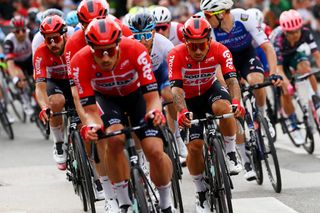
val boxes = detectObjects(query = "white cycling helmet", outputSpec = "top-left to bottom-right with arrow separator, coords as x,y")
152,6 -> 172,24
200,0 -> 234,12
247,8 -> 264,25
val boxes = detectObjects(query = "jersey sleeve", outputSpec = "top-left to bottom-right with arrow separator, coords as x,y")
167,48 -> 183,88
3,39 -> 15,60
33,47 -> 47,83
244,12 -> 269,46
133,44 -> 158,94
70,54 -> 95,106
216,44 -> 237,80
272,34 -> 284,65
64,39 -> 77,86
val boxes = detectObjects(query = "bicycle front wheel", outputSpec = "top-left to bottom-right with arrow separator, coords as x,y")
258,115 -> 282,193
211,137 -> 233,213
0,106 -> 14,140
131,168 -> 150,213
73,131 -> 96,213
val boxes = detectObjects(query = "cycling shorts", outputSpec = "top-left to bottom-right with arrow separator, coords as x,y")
47,79 -> 75,109
256,47 -> 269,73
232,46 -> 264,79
283,51 -> 309,79
95,89 -> 162,140
185,80 -> 231,141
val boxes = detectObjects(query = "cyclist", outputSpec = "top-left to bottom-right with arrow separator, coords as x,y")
3,15 -> 34,115
72,17 -> 173,213
66,10 -> 79,29
64,0 -> 115,207
128,10 -> 188,166
271,9 -> 320,145
168,16 -> 243,212
33,15 -> 73,170
151,6 -> 184,46
32,8 -> 75,57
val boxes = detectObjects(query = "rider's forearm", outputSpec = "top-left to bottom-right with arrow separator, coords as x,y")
143,90 -> 162,113
261,42 -> 278,75
35,82 -> 49,109
71,86 -> 86,123
171,87 -> 187,112
225,77 -> 241,101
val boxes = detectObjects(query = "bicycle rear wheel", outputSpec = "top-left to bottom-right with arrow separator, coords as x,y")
0,105 -> 14,140
73,131 -> 96,213
258,115 -> 282,193
211,137 -> 233,213
302,117 -> 315,154
251,141 -> 263,185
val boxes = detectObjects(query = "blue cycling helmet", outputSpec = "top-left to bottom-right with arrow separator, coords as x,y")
66,10 -> 79,27
128,10 -> 156,33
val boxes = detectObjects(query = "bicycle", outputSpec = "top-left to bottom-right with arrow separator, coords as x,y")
241,81 -> 282,193
267,70 -> 320,154
186,112 -> 235,213
97,122 -> 161,213
46,109 -> 96,213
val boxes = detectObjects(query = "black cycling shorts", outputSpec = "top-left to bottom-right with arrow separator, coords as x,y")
232,46 -> 265,80
95,89 -> 162,140
47,79 -> 75,109
186,80 -> 231,141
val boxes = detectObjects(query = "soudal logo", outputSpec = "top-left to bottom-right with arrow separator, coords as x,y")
35,57 -> 42,75
137,51 -> 152,80
72,67 -> 83,94
168,55 -> 175,78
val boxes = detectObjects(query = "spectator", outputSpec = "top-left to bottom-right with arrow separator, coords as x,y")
265,0 -> 292,29
0,0 -> 15,21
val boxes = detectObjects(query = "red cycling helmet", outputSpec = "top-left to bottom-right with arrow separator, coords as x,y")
40,15 -> 67,35
85,17 -> 122,46
279,9 -> 303,32
77,0 -> 108,24
183,16 -> 211,40
10,16 -> 27,28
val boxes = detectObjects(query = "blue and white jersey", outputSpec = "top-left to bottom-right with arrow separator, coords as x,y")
211,8 -> 269,53
150,33 -> 174,91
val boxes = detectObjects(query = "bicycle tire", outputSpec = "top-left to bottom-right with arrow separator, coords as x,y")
258,115 -> 282,193
251,141 -> 263,185
164,128 -> 184,213
302,118 -> 315,154
266,96 -> 277,141
211,137 -> 233,213
73,131 -> 96,213
0,106 -> 14,140
279,116 -> 300,147
131,168 -> 149,213
68,134 -> 88,211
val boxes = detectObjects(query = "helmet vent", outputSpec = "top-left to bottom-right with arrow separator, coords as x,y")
87,0 -> 94,13
98,20 -> 106,32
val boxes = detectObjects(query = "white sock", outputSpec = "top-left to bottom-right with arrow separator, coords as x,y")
224,135 -> 236,153
237,143 -> 250,164
51,125 -> 64,143
258,105 -> 266,117
114,180 -> 131,207
100,176 -> 115,200
174,120 -> 181,138
157,182 -> 172,210
191,174 -> 207,193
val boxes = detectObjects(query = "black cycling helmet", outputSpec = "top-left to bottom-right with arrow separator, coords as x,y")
128,10 -> 156,33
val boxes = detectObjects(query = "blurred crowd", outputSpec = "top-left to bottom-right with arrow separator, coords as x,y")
1,0 -> 320,34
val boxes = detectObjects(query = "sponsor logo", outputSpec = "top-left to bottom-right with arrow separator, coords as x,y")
168,55 -> 175,77
240,13 -> 249,21
35,57 -> 42,75
187,63 -> 192,68
72,67 -> 83,94
120,59 -> 129,69
65,51 -> 71,75
96,72 -> 102,77
137,51 -> 153,80
222,50 -> 234,70
205,56 -> 215,63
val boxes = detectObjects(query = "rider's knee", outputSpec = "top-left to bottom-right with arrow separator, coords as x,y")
48,94 -> 65,110
212,99 -> 231,115
187,139 -> 204,156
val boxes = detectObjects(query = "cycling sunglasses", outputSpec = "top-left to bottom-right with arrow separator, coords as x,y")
45,35 -> 63,45
133,32 -> 153,41
155,24 -> 170,32
92,45 -> 118,58
204,10 -> 225,19
186,41 -> 209,52
14,28 -> 26,34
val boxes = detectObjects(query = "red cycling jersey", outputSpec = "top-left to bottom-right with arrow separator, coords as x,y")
168,41 -> 237,99
71,37 -> 158,106
33,42 -> 68,83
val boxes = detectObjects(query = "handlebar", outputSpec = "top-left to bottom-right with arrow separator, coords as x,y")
45,109 -> 76,135
190,113 -> 234,125
241,81 -> 273,92
97,124 -> 147,140
294,70 -> 320,82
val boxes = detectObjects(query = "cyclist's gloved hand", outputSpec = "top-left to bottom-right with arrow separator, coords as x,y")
39,106 -> 51,124
270,74 -> 283,87
177,108 -> 192,128
80,124 -> 104,142
231,99 -> 245,118
145,109 -> 166,126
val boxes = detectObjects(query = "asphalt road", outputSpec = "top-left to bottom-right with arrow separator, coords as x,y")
1,115 -> 320,213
